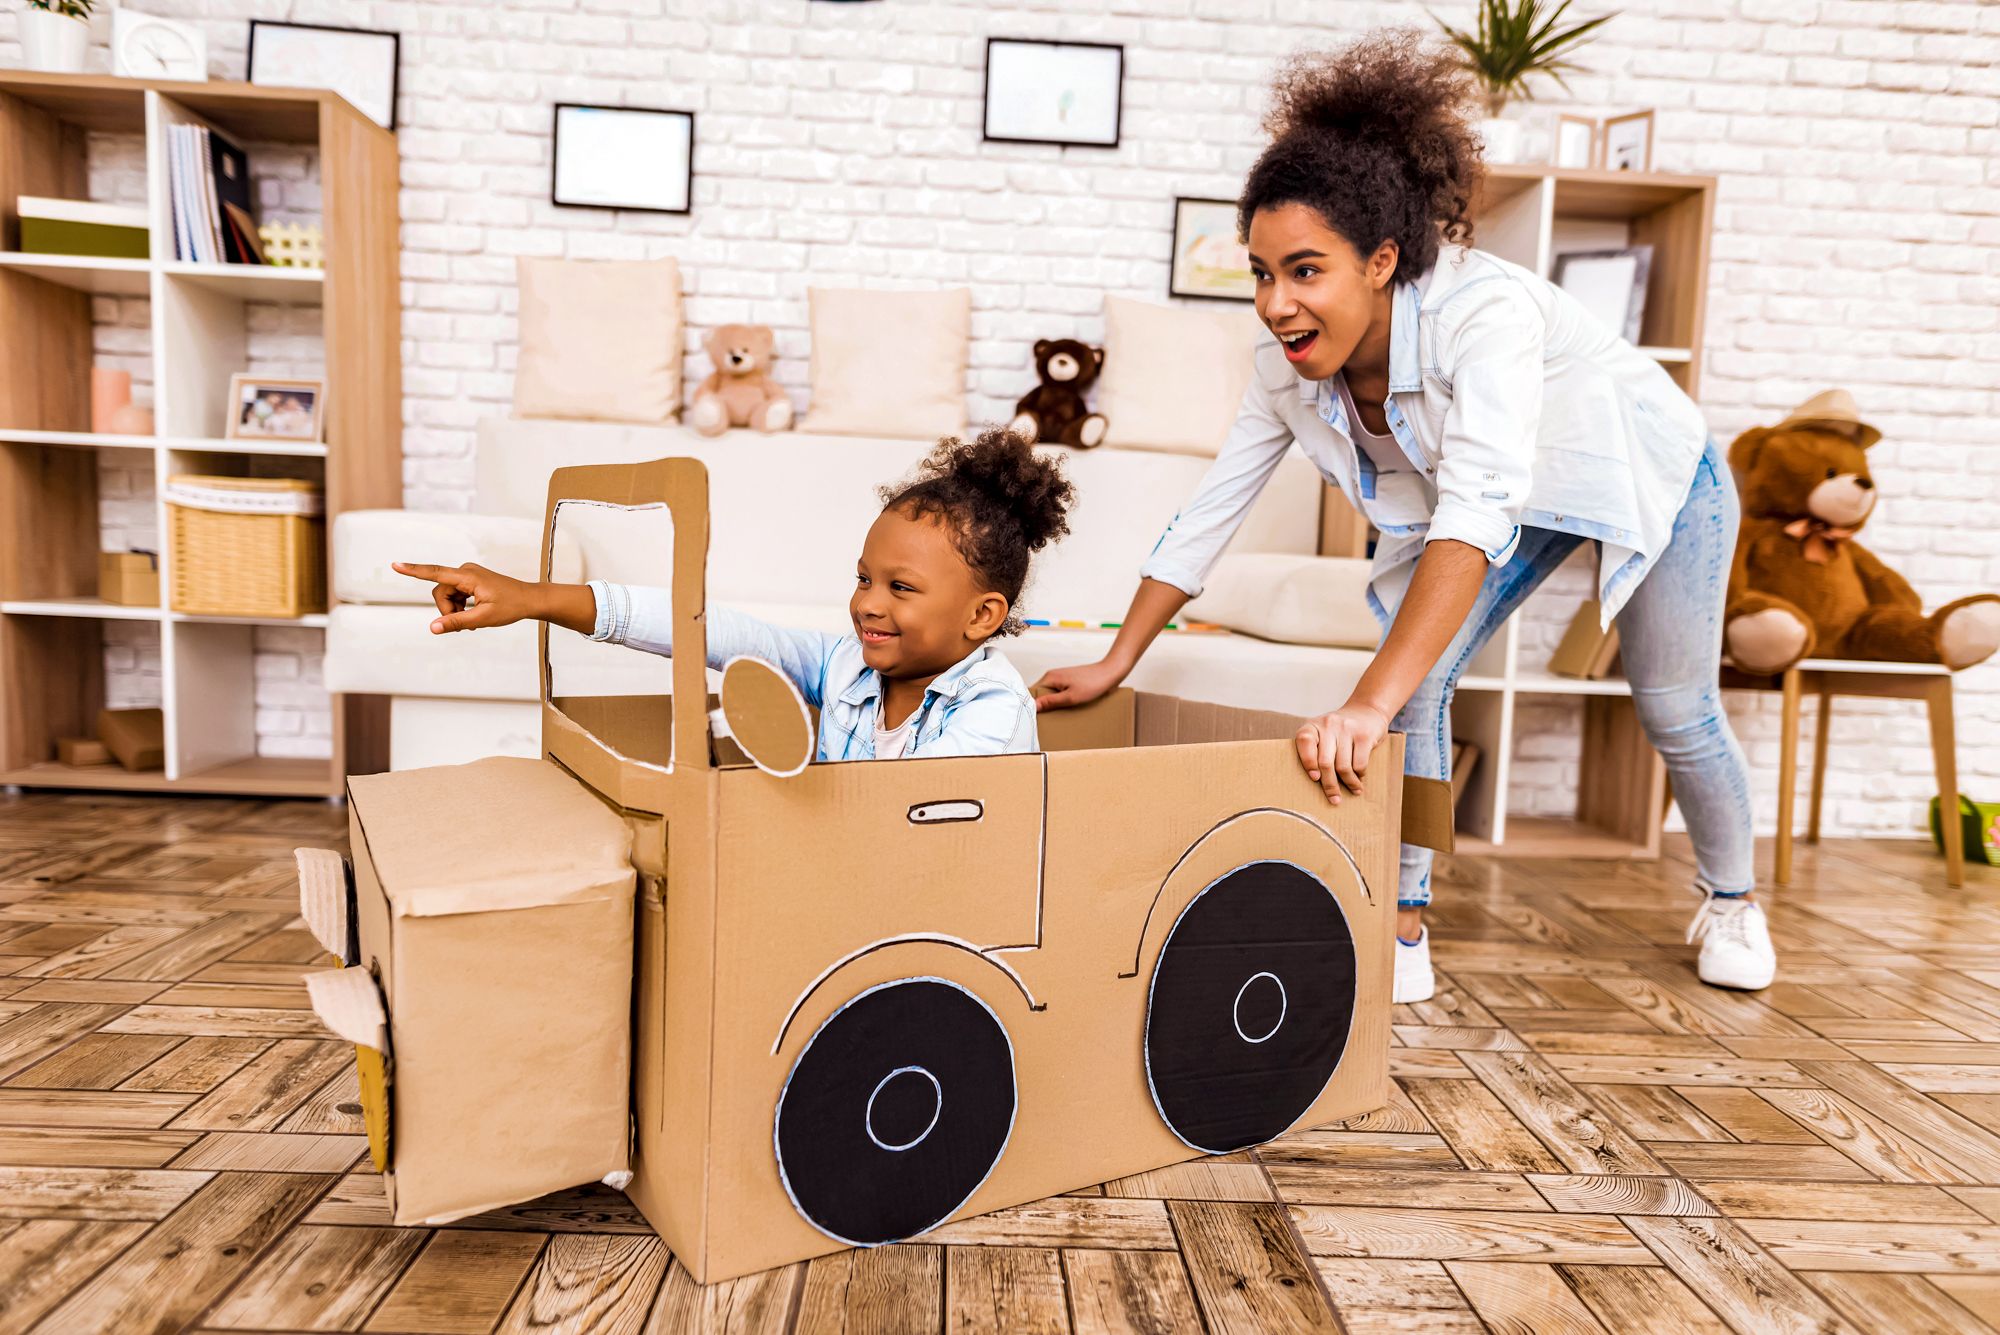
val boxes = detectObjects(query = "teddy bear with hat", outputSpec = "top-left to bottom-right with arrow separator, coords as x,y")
1723,388 -> 2000,675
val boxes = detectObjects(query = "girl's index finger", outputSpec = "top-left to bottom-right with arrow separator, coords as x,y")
394,561 -> 474,591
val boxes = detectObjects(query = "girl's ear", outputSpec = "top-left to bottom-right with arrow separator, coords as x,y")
967,591 -> 1009,642
1369,239 -> 1399,290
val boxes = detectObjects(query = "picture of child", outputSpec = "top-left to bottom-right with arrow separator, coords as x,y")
228,377 -> 323,442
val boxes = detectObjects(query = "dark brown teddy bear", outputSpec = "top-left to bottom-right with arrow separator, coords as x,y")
1724,391 -> 2000,675
1008,338 -> 1107,449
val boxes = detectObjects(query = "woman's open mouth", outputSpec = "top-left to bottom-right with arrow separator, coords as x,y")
1278,330 -> 1318,363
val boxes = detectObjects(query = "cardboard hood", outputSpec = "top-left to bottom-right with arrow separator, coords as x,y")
348,757 -> 633,917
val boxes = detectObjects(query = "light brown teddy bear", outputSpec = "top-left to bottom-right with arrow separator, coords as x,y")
1724,389 -> 2000,675
689,324 -> 792,437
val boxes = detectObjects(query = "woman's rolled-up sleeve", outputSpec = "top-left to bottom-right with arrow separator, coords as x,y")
1137,378 -> 1297,598
1429,283 -> 1546,566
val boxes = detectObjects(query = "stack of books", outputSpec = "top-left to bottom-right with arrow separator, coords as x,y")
167,123 -> 263,265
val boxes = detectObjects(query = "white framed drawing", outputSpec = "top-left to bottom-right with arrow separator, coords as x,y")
552,104 -> 695,215
247,21 -> 400,131
1553,247 -> 1653,345
982,38 -> 1123,149
1169,197 -> 1252,302
1600,109 -> 1655,172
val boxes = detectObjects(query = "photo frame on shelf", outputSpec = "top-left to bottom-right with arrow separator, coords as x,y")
982,38 -> 1123,149
247,20 -> 400,131
1555,114 -> 1599,170
552,104 -> 695,214
227,374 -> 326,444
1553,247 -> 1653,345
1169,197 -> 1253,302
1600,109 -> 1655,172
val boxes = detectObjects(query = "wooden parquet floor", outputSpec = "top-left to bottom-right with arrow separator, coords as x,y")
1,790 -> 1999,1334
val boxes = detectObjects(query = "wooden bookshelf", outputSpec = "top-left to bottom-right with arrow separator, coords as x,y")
1316,163 -> 1718,858
0,71 -> 399,798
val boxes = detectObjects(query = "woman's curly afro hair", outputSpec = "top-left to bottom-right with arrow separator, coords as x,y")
1239,29 -> 1485,285
880,429 -> 1075,637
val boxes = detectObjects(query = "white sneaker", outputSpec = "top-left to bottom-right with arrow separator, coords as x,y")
1687,889 -> 1777,991
1393,927 -> 1435,1004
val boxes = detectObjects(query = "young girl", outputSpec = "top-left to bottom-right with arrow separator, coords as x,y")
396,429 -> 1075,761
1036,31 -> 1768,1001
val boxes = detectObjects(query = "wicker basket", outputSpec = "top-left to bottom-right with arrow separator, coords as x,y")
165,475 -> 327,618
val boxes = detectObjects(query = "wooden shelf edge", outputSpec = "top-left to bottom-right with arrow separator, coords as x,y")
1452,816 -> 1661,860
0,756 -> 337,797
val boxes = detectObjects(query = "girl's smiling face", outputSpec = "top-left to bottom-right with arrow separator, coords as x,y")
1247,202 -> 1397,382
851,505 -> 1008,678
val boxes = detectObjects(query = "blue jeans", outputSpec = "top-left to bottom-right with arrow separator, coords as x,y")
1393,437 -> 1754,906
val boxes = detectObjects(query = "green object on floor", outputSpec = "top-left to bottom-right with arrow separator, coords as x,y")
1929,795 -> 1999,866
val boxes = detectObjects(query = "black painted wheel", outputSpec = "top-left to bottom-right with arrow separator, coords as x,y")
1145,860 -> 1357,1153
776,977 -> 1015,1245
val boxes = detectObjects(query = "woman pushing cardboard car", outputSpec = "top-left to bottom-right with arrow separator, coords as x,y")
1035,32 -> 1770,1003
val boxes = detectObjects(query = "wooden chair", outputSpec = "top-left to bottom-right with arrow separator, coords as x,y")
1721,658 -> 1963,888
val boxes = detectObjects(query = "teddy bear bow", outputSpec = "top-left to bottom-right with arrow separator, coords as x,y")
1782,517 -> 1859,564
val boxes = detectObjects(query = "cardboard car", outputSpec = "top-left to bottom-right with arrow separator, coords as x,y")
300,457 -> 1451,1284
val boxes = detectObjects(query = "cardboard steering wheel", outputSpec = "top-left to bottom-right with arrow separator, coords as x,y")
720,657 -> 814,777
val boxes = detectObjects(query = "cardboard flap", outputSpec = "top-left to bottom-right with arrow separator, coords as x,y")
1400,776 -> 1455,854
295,847 -> 353,962
718,656 -> 813,777
305,968 -> 387,1051
348,757 -> 634,917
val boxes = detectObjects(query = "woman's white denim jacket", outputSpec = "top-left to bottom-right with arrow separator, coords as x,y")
587,582 -> 1039,760
1140,244 -> 1711,627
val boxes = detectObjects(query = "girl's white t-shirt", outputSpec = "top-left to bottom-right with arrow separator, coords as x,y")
873,709 -> 920,760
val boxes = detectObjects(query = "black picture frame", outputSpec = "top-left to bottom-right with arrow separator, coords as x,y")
1168,195 -> 1254,303
981,37 -> 1124,150
246,20 -> 401,132
550,103 -> 696,216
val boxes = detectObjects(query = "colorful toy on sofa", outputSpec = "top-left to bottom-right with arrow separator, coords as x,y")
299,455 -> 1452,1283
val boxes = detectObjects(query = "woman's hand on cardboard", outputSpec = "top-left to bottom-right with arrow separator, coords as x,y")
394,562 -> 541,634
1032,658 -> 1127,712
1296,699 -> 1390,805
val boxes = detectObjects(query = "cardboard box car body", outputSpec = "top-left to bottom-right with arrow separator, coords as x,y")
309,457 -> 1449,1283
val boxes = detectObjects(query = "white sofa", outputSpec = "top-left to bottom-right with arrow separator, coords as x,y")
326,419 -> 1379,771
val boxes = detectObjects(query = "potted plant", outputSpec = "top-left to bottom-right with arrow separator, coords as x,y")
1433,0 -> 1611,164
20,0 -> 93,73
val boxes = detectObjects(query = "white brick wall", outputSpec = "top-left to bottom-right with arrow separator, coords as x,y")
9,0 -> 1996,835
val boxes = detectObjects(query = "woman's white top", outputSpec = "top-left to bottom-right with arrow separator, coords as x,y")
1139,244 -> 1710,626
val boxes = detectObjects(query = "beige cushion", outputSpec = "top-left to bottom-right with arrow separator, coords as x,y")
806,286 -> 970,438
1098,296 -> 1267,456
1184,553 -> 1379,649
514,257 -> 682,424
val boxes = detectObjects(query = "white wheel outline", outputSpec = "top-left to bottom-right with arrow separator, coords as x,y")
865,1065 -> 943,1152
1232,970 -> 1288,1045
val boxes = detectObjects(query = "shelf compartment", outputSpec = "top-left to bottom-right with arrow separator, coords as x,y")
0,252 -> 150,295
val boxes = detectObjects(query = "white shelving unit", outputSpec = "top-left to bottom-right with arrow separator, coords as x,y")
1424,166 -> 1715,857
0,71 -> 400,798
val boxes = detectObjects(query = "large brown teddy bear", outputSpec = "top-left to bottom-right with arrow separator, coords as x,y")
1724,390 -> 2000,675
689,324 -> 792,437
1008,338 -> 1108,448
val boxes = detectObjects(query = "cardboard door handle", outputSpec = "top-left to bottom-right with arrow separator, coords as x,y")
909,800 -> 983,825
1400,776 -> 1455,854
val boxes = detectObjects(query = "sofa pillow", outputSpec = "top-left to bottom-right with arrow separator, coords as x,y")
806,286 -> 970,439
1097,296 -> 1266,456
514,257 -> 683,423
1184,553 -> 1379,648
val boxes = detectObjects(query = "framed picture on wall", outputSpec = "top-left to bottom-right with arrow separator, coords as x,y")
1600,110 -> 1655,172
1555,114 -> 1599,170
982,38 -> 1123,148
1169,197 -> 1253,302
552,104 -> 695,214
1553,246 -> 1653,344
247,21 -> 400,131
226,374 -> 326,444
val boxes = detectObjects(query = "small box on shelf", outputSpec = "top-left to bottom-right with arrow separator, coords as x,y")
19,196 -> 150,260
98,551 -> 160,608
98,707 -> 165,772
57,737 -> 114,767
